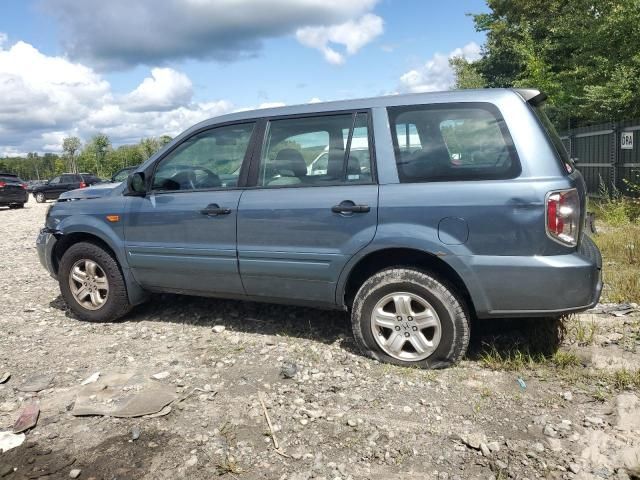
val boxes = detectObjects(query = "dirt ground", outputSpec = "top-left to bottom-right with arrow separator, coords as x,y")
1,201 -> 639,480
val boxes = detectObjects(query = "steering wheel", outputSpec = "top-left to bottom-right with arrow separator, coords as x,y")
192,166 -> 221,189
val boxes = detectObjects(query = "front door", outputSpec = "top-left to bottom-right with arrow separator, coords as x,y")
124,122 -> 256,295
237,112 -> 378,304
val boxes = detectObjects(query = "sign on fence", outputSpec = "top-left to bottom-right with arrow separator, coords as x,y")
621,131 -> 634,150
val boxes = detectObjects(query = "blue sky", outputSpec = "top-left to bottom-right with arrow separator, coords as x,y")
0,0 -> 488,154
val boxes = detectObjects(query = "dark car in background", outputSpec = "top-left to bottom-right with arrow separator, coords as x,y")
111,166 -> 139,183
31,173 -> 102,203
0,173 -> 29,209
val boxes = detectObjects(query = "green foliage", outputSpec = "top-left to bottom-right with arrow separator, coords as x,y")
0,134 -> 172,180
449,57 -> 486,89
460,0 -> 640,127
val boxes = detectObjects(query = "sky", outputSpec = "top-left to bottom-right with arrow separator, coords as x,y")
0,0 -> 488,155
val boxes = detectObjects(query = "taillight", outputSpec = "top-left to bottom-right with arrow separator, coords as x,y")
79,182 -> 87,188
21,183 -> 28,190
546,188 -> 580,246
0,181 -> 5,188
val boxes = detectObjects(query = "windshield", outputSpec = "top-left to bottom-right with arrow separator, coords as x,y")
113,169 -> 133,182
532,105 -> 573,169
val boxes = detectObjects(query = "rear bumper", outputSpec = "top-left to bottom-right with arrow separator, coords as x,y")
0,190 -> 28,204
36,228 -> 58,279
471,235 -> 602,318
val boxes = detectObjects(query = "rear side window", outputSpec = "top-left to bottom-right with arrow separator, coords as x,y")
388,104 -> 520,182
60,174 -> 77,183
257,112 -> 373,187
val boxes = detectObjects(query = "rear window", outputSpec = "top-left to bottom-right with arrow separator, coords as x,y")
0,175 -> 22,182
388,104 -> 520,182
532,104 -> 574,173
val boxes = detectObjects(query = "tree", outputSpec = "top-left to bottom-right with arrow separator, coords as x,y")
449,57 -> 486,89
457,0 -> 640,127
88,133 -> 111,176
62,136 -> 81,173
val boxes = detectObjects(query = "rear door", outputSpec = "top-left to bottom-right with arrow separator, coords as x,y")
237,111 -> 378,305
58,174 -> 79,196
124,122 -> 256,295
43,176 -> 62,199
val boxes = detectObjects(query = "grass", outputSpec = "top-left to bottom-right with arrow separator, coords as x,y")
565,315 -> 599,346
590,197 -> 640,303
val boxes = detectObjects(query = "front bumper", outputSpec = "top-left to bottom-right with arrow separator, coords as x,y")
472,235 -> 602,318
36,228 -> 58,279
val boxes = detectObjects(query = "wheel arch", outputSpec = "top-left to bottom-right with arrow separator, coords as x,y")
52,229 -> 147,306
339,247 -> 477,317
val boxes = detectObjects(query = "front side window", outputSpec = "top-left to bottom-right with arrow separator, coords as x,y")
389,104 -> 520,182
152,123 -> 254,191
258,112 -> 372,187
49,176 -> 60,185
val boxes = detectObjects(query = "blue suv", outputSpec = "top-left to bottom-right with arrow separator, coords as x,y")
37,89 -> 602,368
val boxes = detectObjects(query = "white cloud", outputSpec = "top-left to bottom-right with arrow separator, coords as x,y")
399,42 -> 481,93
42,0 -> 380,69
0,33 -> 8,49
0,39 -> 235,154
296,13 -> 383,65
308,97 -> 322,103
123,68 -> 193,112
257,102 -> 287,109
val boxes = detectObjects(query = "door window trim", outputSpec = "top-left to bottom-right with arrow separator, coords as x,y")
245,109 -> 378,190
146,120 -> 259,195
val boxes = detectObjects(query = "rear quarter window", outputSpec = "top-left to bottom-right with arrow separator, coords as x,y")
388,103 -> 520,182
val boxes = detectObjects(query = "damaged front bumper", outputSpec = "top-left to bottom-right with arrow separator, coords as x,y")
36,227 -> 59,279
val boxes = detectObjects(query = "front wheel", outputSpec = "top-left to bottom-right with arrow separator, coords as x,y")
34,192 -> 46,203
351,268 -> 470,369
58,242 -> 132,322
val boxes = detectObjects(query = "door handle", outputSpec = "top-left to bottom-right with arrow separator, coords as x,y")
331,200 -> 370,214
200,203 -> 231,216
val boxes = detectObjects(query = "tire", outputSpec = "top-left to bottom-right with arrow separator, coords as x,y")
351,268 -> 470,369
58,241 -> 132,322
35,192 -> 46,203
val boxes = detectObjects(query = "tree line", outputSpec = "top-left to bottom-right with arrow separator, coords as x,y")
0,134 -> 172,181
450,0 -> 640,129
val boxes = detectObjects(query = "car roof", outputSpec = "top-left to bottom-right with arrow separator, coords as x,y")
0,172 -> 19,177
188,88 -> 529,132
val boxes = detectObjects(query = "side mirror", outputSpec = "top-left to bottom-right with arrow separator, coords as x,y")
125,172 -> 146,196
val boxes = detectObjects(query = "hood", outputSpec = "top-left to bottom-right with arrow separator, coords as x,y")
58,182 -> 123,201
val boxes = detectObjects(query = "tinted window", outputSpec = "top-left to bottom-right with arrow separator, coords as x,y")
0,175 -> 21,182
388,104 -> 519,182
258,112 -> 372,187
49,176 -> 61,185
60,174 -> 77,183
152,123 -> 254,191
532,104 -> 574,173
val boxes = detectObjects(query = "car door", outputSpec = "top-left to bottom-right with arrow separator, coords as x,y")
237,112 -> 378,305
124,122 -> 256,295
59,174 -> 78,196
44,176 -> 62,199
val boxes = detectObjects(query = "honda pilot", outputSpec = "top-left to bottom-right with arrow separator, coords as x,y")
36,89 -> 602,368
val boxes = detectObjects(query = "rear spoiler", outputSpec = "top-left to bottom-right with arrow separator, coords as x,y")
513,88 -> 548,107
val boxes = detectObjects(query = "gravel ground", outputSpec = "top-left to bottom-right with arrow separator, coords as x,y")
0,201 -> 639,480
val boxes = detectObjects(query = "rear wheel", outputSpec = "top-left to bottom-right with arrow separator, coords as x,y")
351,268 -> 470,369
59,242 -> 132,322
35,192 -> 46,203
